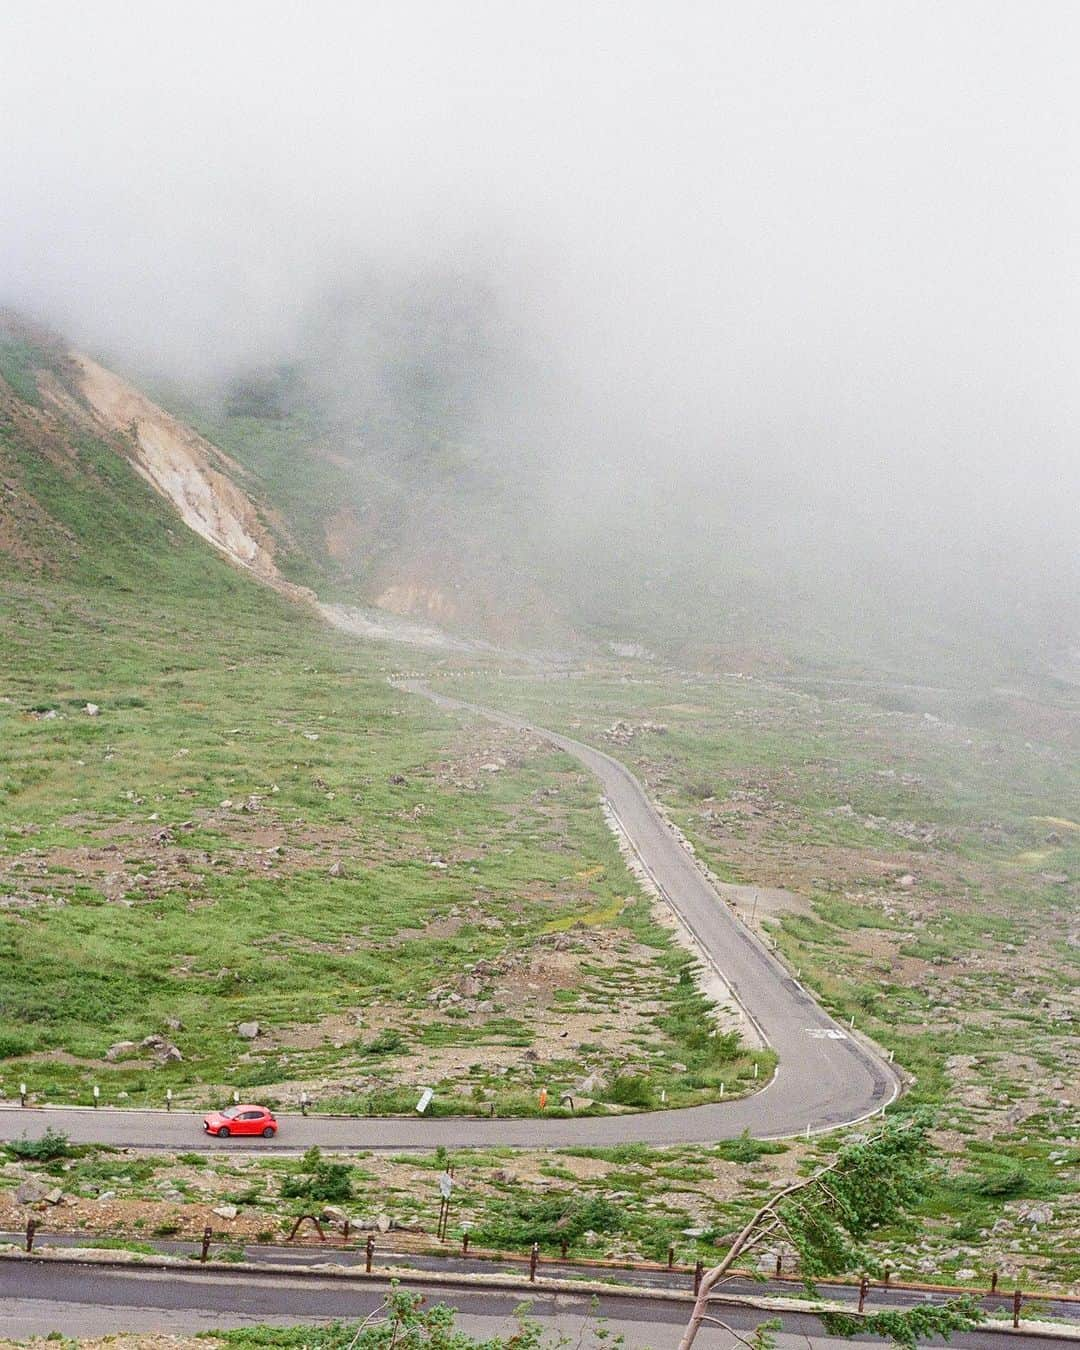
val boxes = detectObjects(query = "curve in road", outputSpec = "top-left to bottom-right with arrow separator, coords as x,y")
0,684 -> 900,1152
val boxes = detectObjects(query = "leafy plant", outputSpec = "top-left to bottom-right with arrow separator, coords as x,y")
362,1028 -> 407,1056
470,1193 -> 625,1250
604,1073 -> 655,1109
280,1146 -> 353,1203
678,1114 -> 980,1350
5,1128 -> 73,1161
714,1132 -> 787,1164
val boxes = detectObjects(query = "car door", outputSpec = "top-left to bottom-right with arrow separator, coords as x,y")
236,1109 -> 263,1136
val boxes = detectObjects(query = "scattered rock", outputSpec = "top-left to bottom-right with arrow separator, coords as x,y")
212,1204 -> 238,1220
84,703 -> 100,716
1016,1203 -> 1053,1227
237,1022 -> 260,1039
43,1187 -> 64,1205
896,874 -> 917,888
105,1040 -> 138,1062
377,1214 -> 392,1233
327,861 -> 344,878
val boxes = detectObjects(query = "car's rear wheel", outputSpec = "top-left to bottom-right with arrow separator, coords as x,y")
262,1126 -> 275,1138
218,1126 -> 230,1137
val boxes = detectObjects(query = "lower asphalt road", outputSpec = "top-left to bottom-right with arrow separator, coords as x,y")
0,684 -> 900,1152
6,1232 -> 1077,1325
1,1260 -> 1070,1349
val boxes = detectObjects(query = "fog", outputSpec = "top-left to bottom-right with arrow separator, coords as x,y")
3,2 -> 1078,669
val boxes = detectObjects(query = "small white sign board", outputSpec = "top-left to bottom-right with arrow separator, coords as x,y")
416,1087 -> 434,1113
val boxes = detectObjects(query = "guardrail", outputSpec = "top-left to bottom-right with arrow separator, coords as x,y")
12,1218 -> 1077,1327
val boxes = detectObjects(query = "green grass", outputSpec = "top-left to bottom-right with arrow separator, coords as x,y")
0,371 -> 757,1112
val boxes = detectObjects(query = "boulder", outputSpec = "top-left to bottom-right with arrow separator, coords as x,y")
237,1022 -> 260,1039
16,1179 -> 48,1205
105,1040 -> 138,1062
84,703 -> 100,716
43,1187 -> 64,1205
1017,1203 -> 1053,1227
376,1213 -> 392,1233
212,1204 -> 239,1220
327,861 -> 344,878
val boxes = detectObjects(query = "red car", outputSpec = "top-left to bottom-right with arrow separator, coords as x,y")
203,1104 -> 277,1138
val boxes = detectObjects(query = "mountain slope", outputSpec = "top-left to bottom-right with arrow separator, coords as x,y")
129,278 -> 1079,684
1,319 -> 750,1115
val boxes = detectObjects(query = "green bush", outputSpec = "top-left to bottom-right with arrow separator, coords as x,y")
0,1030 -> 33,1059
958,1163 -> 1030,1198
362,1029 -> 407,1056
280,1146 -> 353,1203
714,1131 -> 788,1164
5,1128 -> 73,1161
604,1073 -> 655,1109
470,1193 -> 626,1250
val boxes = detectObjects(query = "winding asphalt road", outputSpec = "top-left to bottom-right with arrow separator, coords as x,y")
0,685 -> 900,1152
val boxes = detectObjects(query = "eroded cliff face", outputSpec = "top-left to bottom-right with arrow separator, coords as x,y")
71,354 -> 286,583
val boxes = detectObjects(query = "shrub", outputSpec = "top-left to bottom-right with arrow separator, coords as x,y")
604,1073 -> 655,1109
0,1031 -> 33,1059
281,1147 -> 353,1203
6,1128 -> 73,1161
958,1163 -> 1030,1198
714,1131 -> 788,1164
362,1029 -> 406,1056
470,1194 -> 626,1250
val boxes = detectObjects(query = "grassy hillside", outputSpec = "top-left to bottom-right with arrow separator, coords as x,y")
0,328 -> 765,1114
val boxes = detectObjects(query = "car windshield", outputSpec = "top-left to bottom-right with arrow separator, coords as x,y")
220,1106 -> 241,1119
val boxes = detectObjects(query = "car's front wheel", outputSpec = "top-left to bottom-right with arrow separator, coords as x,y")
218,1126 -> 230,1137
262,1126 -> 275,1138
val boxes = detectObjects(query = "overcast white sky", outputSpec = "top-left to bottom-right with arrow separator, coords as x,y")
2,1 -> 1078,579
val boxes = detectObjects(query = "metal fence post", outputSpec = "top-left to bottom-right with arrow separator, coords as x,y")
693,1261 -> 704,1295
858,1277 -> 869,1313
25,1218 -> 36,1253
200,1226 -> 212,1262
1013,1290 -> 1022,1328
529,1243 -> 539,1282
366,1234 -> 375,1273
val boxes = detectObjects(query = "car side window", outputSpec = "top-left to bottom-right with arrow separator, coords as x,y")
239,1110 -> 262,1120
